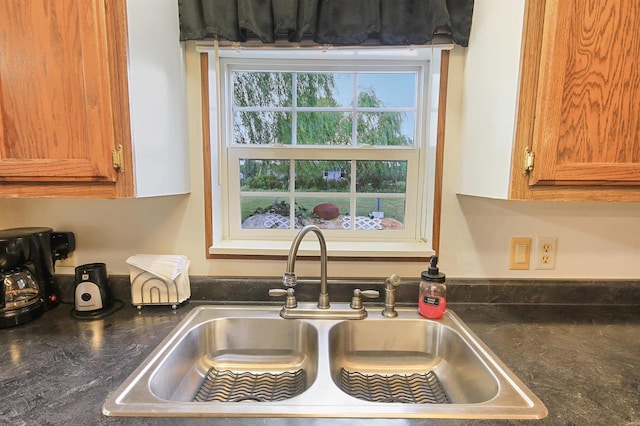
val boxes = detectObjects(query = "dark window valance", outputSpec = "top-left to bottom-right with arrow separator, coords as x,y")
178,0 -> 474,47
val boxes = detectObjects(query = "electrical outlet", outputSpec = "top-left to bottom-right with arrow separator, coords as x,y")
534,236 -> 557,270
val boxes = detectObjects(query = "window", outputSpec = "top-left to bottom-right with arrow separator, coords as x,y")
206,47 -> 446,257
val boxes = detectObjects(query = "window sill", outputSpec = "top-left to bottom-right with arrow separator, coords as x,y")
209,239 -> 434,260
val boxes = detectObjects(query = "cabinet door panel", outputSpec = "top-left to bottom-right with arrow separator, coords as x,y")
530,0 -> 640,185
0,0 -> 118,182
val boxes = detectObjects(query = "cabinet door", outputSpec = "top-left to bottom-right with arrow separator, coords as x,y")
0,0 -> 119,183
529,0 -> 640,186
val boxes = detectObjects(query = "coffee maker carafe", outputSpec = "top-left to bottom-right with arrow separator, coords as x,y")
0,227 -> 75,328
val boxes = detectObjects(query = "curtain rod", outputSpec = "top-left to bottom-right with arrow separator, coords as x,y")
194,36 -> 455,52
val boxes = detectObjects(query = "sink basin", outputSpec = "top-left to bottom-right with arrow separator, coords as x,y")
329,319 -> 498,404
103,304 -> 547,419
149,317 -> 318,402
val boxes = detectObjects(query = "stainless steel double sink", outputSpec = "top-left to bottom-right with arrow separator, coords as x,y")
102,304 -> 547,419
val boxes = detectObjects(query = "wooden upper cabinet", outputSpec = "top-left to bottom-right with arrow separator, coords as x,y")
0,1 -> 119,184
458,0 -> 640,202
0,0 -> 189,198
527,0 -> 640,187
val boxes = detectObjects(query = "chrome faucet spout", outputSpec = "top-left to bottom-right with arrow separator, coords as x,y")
284,225 -> 329,309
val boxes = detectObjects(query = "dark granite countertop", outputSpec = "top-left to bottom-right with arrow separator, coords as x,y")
1,285 -> 639,425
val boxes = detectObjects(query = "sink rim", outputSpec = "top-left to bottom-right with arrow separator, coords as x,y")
102,304 -> 548,419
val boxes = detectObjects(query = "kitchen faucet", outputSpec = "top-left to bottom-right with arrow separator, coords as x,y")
283,224 -> 329,309
270,224 -> 379,319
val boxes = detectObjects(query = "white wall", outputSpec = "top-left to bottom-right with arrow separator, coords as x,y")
2,45 -> 640,279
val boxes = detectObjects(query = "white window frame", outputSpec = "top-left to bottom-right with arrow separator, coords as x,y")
205,46 -> 447,258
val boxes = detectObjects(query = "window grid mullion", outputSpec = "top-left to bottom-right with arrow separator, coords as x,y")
290,73 -> 298,228
349,160 -> 357,230
289,157 -> 296,229
351,72 -> 359,147
292,73 -> 298,145
350,73 -> 358,229
233,106 -> 415,113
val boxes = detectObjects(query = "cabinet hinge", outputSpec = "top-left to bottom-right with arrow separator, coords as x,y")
523,148 -> 535,175
112,144 -> 124,171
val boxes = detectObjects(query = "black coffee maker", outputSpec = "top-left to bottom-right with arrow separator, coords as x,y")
0,227 -> 75,328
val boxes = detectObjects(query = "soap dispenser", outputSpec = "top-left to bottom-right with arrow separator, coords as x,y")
418,256 -> 447,319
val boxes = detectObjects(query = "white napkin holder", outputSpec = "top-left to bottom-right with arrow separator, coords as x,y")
126,254 -> 190,309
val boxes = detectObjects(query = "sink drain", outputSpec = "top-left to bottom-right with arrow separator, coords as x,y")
339,368 -> 450,404
193,368 -> 305,402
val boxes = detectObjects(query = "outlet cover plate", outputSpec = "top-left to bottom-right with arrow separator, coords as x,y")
534,236 -> 557,270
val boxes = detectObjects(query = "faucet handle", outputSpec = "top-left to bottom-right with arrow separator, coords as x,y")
350,288 -> 379,310
269,288 -> 298,308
